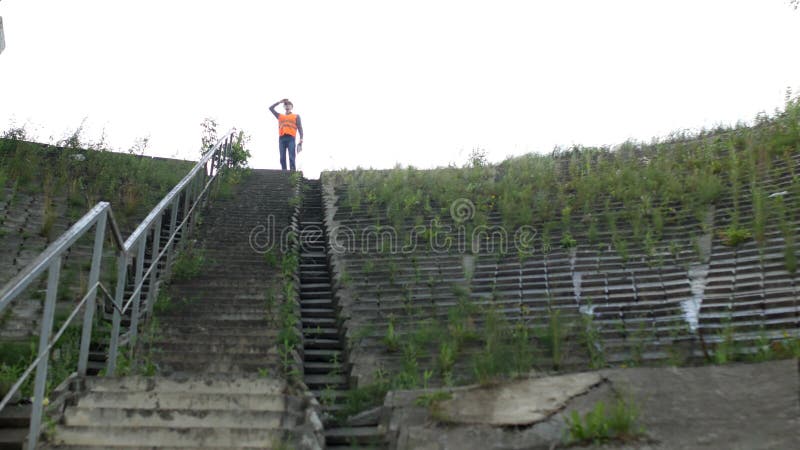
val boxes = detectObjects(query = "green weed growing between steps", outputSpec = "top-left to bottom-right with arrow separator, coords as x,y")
277,238 -> 301,381
339,297 -> 585,420
170,242 -> 206,281
328,91 -> 800,268
0,133 -> 191,231
0,311 -> 111,399
564,394 -> 646,445
415,390 -> 454,423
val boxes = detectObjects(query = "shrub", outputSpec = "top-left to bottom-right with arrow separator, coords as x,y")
718,225 -> 751,247
560,232 -> 577,249
171,244 -> 205,281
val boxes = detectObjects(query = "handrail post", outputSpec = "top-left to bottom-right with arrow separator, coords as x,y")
181,182 -> 192,244
164,197 -> 180,281
200,160 -> 211,209
185,173 -> 197,238
215,140 -> 228,184
27,257 -> 62,450
107,252 -> 128,376
210,147 -> 219,178
145,215 -> 162,315
190,170 -> 204,231
78,210 -> 107,375
129,237 -> 146,352
225,136 -> 233,168
220,138 -> 227,169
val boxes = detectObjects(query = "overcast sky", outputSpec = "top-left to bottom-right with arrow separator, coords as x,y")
1,1 -> 799,177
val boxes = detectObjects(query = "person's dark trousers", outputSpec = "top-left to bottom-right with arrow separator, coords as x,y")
279,134 -> 296,171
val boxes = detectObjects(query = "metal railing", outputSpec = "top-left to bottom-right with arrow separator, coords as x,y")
0,131 -> 237,449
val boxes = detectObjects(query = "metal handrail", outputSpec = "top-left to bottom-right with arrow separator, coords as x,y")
117,166 -> 218,316
0,203 -> 123,307
0,130 -> 237,449
0,280 -> 106,411
123,140 -> 224,252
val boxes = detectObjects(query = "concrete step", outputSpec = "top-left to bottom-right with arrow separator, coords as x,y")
302,326 -> 340,339
310,389 -> 347,401
299,282 -> 331,291
47,446 -> 246,449
299,292 -> 333,300
75,391 -> 293,412
0,404 -> 30,428
298,239 -> 324,247
150,334 -> 277,346
299,269 -> 328,276
151,318 -> 271,328
159,327 -> 278,337
147,342 -> 276,355
299,298 -> 334,307
81,376 -> 286,395
300,308 -> 336,319
0,427 -> 25,450
303,349 -> 343,363
303,361 -> 347,375
51,425 -> 290,448
301,317 -> 337,327
305,374 -> 348,389
62,407 -> 295,429
299,275 -> 329,283
303,338 -> 343,350
325,426 -> 385,446
156,312 -> 271,321
152,352 -> 278,369
153,295 -> 269,304
152,361 -> 280,375
157,301 -> 271,311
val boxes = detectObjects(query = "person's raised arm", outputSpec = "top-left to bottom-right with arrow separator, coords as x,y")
269,99 -> 287,119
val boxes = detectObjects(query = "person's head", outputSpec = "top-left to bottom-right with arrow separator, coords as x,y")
283,101 -> 294,114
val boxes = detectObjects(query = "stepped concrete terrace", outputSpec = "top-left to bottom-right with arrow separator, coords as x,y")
0,142 -> 194,342
319,147 -> 800,385
41,170 -> 327,449
1,145 -> 194,448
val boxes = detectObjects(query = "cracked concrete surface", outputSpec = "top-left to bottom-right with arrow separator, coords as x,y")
386,359 -> 800,450
435,372 -> 604,426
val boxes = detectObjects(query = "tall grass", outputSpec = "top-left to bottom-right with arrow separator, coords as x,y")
0,137 -> 193,229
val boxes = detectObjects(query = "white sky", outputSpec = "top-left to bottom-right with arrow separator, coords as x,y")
1,1 -> 799,177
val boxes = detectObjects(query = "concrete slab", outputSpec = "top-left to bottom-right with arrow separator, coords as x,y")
436,372 -> 603,426
387,359 -> 800,450
593,359 -> 800,450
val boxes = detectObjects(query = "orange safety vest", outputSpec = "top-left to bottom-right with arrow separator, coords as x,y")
278,113 -> 298,137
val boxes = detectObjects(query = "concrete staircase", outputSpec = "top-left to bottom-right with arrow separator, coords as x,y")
146,170 -> 293,376
49,375 -> 306,448
43,170 -> 325,449
298,179 -> 386,449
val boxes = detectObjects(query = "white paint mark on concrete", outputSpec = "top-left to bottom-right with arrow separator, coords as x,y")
572,271 -> 582,307
0,17 -> 6,55
682,263 -> 709,332
768,191 -> 789,198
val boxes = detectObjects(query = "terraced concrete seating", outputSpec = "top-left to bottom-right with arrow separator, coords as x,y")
322,150 -> 799,377
695,152 -> 800,347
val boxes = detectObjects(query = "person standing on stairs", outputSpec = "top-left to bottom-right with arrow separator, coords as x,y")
269,99 -> 304,171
